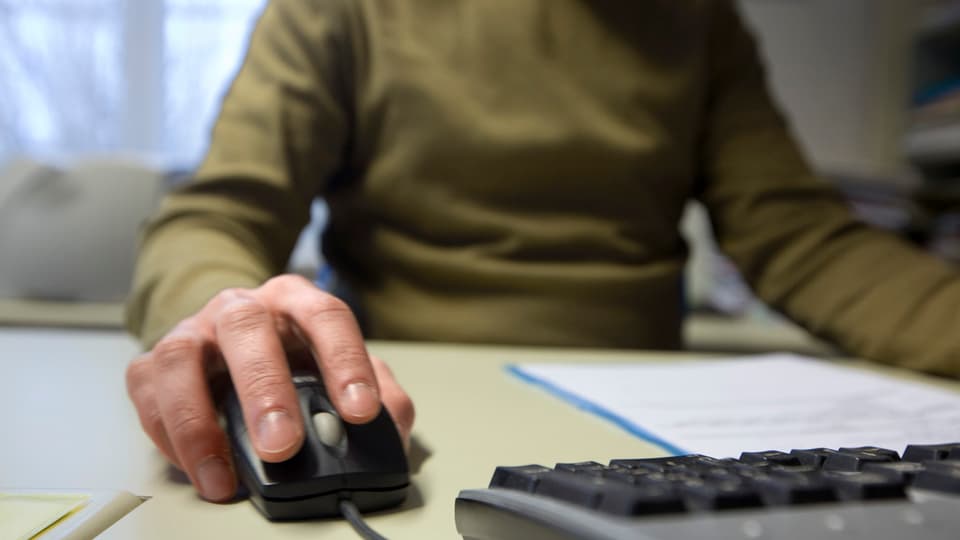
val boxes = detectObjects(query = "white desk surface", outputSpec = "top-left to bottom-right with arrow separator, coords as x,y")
2,327 -> 956,539
0,328 -> 677,539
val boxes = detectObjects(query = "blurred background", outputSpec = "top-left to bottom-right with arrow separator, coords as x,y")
0,0 -> 264,168
1,0 -> 959,353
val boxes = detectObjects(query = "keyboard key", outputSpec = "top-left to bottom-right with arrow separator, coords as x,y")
535,470 -> 608,507
678,477 -> 764,511
602,465 -> 671,485
685,456 -> 733,471
701,466 -> 746,482
555,461 -> 606,475
912,461 -> 960,495
465,442 -> 960,540
641,470 -> 703,485
790,448 -> 840,468
534,470 -> 687,516
610,455 -> 709,472
597,483 -> 687,516
739,450 -> 803,466
490,464 -> 552,492
752,471 -> 838,506
822,471 -> 907,500
602,467 -> 646,485
608,458 -> 668,472
862,461 -> 926,484
728,461 -> 777,480
839,446 -> 900,460
902,443 -> 960,463
822,449 -> 898,471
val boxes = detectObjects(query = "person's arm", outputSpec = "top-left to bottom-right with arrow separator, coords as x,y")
697,0 -> 960,377
127,0 -> 352,347
124,0 -> 414,503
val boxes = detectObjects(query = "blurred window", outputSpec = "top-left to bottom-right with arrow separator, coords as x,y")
0,0 -> 267,168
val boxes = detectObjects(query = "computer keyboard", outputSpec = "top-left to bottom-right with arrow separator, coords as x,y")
455,443 -> 960,540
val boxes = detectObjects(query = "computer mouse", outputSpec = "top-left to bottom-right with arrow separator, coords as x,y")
223,372 -> 409,520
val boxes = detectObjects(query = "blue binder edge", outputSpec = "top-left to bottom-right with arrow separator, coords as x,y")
506,364 -> 689,456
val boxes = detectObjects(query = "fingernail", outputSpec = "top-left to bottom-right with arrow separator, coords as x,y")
196,456 -> 234,502
257,410 -> 301,454
342,382 -> 380,421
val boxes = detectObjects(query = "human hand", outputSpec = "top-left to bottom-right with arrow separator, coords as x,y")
125,275 -> 415,502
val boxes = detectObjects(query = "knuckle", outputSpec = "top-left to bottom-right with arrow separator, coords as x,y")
125,356 -> 151,391
217,297 -> 270,334
153,333 -> 204,370
144,409 -> 167,440
301,295 -> 352,327
168,408 -> 216,444
215,287 -> 252,303
264,274 -> 311,293
204,288 -> 250,315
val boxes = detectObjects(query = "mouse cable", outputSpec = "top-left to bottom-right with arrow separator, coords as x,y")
339,499 -> 389,540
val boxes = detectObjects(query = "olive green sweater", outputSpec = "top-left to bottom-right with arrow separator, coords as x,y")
128,0 -> 960,376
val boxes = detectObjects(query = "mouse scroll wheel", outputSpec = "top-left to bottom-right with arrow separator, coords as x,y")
312,411 -> 345,447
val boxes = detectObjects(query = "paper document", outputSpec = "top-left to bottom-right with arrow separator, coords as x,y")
510,354 -> 960,457
0,490 -> 144,540
0,493 -> 88,540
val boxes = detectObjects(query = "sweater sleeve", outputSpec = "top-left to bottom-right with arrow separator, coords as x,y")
126,0 -> 353,347
696,0 -> 960,377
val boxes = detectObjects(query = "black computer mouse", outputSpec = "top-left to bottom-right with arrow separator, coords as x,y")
223,372 -> 409,520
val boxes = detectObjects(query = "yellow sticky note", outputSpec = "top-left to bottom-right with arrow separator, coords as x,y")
0,493 -> 89,540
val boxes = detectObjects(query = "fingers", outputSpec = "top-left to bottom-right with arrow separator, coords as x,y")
213,292 -> 304,462
126,274 -> 399,504
371,355 -> 416,448
150,324 -> 236,502
263,276 -> 382,424
126,354 -> 180,469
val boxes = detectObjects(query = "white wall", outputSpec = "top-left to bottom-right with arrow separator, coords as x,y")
738,0 -> 921,184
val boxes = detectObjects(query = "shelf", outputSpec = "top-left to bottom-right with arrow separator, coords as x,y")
0,298 -> 124,328
904,121 -> 960,165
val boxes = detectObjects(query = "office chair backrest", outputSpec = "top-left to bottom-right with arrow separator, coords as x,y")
0,158 -> 165,302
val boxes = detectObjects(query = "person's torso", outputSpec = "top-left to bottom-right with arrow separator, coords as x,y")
323,0 -> 714,348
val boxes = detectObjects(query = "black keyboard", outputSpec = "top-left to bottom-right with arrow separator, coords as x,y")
455,443 -> 960,540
